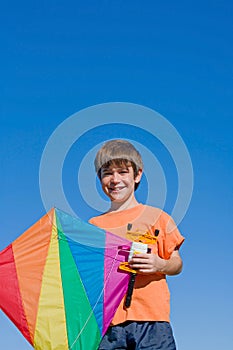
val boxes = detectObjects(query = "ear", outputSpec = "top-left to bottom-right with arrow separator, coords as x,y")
135,169 -> 143,184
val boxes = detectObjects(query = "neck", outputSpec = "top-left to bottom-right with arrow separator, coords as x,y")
108,194 -> 139,213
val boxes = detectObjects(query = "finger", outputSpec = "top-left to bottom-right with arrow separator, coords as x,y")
130,263 -> 152,269
137,269 -> 154,274
130,256 -> 150,263
132,253 -> 148,258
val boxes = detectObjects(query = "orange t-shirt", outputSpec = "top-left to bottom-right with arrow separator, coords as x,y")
89,204 -> 184,324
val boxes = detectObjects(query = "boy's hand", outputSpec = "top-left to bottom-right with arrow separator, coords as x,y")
129,250 -> 183,275
129,253 -> 166,274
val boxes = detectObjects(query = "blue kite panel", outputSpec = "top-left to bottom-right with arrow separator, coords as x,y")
56,208 -> 105,333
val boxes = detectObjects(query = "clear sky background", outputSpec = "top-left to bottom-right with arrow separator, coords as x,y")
1,1 -> 233,349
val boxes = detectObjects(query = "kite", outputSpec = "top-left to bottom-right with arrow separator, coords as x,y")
0,208 -> 132,350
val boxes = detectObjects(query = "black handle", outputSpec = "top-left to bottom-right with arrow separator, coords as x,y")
154,229 -> 160,237
124,272 -> 137,308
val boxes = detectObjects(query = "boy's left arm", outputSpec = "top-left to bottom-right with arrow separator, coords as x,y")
129,250 -> 183,276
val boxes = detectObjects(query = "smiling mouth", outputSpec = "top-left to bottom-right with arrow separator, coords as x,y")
109,187 -> 125,192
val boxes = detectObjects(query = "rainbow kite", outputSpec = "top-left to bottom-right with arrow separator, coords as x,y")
0,208 -> 131,349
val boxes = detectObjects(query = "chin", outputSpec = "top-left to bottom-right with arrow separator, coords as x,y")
111,197 -> 124,202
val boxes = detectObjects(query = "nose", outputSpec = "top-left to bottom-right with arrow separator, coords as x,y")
111,171 -> 121,183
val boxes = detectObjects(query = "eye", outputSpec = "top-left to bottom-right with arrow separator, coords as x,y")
120,170 -> 129,174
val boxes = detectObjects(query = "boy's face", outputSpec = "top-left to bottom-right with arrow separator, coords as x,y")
100,163 -> 142,203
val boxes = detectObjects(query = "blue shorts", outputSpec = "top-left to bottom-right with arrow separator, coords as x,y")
98,321 -> 176,350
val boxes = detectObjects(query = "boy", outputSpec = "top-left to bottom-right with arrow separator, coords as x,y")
89,139 -> 184,350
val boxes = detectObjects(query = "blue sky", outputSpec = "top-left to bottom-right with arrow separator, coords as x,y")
1,1 -> 233,349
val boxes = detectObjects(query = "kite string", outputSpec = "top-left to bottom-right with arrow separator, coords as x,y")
69,247 -> 125,349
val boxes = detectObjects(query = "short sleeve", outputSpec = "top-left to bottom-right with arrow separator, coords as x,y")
155,212 -> 185,260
